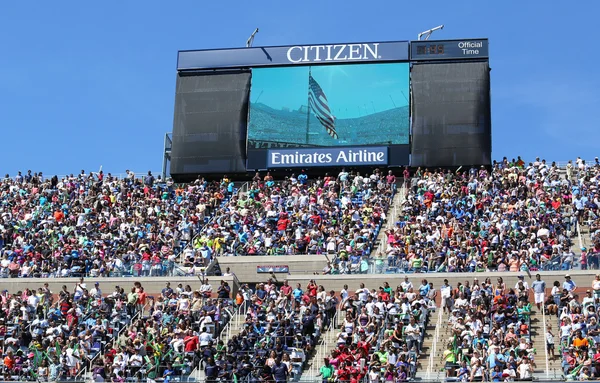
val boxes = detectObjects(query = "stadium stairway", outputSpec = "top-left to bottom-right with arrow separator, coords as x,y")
530,309 -> 563,380
300,312 -> 344,381
425,310 -> 562,382
415,308 -> 443,381
195,310 -> 247,382
371,184 -> 407,259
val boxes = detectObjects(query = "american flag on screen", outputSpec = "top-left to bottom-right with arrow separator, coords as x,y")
308,74 -> 338,139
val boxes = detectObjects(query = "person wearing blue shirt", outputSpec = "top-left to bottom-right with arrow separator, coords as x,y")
563,275 -> 576,292
292,284 -> 303,301
418,281 -> 430,297
298,170 -> 308,185
491,365 -> 502,382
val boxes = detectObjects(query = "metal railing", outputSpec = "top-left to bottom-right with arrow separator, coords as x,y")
306,308 -> 340,381
425,303 -> 443,381
542,301 -> 550,380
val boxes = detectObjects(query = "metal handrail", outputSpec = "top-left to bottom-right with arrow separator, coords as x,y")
542,300 -> 550,380
307,308 -> 339,381
426,302 -> 443,381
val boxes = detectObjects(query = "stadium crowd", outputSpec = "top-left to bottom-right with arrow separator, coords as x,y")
0,171 -> 234,278
184,169 -> 395,261
210,278 -> 339,383
310,278 -> 435,383
3,156 -> 600,279
0,278 -> 234,382
554,273 -> 600,380
379,157 -> 600,274
439,275 -> 540,381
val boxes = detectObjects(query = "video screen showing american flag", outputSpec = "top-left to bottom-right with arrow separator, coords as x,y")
247,63 -> 410,149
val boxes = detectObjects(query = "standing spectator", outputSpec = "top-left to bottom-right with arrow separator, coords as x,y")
563,275 -> 576,292
531,274 -> 546,311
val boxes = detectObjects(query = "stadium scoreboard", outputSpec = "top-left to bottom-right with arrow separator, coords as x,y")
170,39 -> 491,181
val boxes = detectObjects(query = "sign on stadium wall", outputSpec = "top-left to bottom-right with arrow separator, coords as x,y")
177,41 -> 409,70
266,146 -> 388,168
257,265 -> 290,273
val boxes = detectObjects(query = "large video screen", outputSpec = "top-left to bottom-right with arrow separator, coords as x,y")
247,63 -> 410,169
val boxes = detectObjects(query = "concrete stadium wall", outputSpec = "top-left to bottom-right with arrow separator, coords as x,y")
0,275 -> 239,297
4,270 -> 596,299
282,270 -> 599,294
217,255 -> 330,283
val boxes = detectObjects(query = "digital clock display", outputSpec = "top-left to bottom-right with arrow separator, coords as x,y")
411,39 -> 489,61
416,44 -> 445,55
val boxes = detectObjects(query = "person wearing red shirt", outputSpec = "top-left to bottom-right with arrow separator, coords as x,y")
3,351 -> 15,379
377,287 -> 390,302
137,287 -> 147,315
276,214 -> 290,233
280,280 -> 292,297
184,330 -> 199,353
310,212 -> 321,226
307,280 -> 318,297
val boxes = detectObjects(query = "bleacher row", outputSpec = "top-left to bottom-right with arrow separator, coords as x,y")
556,274 -> 600,380
184,170 -> 395,261
0,172 -> 238,278
0,279 -> 234,382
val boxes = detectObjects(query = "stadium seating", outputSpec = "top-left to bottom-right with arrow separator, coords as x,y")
0,172 -> 235,278
184,169 -> 395,261
0,280 -> 235,382
556,274 -> 600,380
376,158 -> 597,274
5,157 -> 600,279
439,276 -> 538,381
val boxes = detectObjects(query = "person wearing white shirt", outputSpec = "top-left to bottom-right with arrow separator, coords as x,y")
129,349 -> 143,377
90,283 -> 102,299
401,277 -> 413,292
514,275 -> 529,291
199,328 -> 213,347
357,284 -> 369,303
440,280 -> 452,314
199,280 -> 212,298
27,293 -> 39,309
517,358 -> 532,380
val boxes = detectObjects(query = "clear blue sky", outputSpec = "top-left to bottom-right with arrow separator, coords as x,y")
1,1 -> 598,176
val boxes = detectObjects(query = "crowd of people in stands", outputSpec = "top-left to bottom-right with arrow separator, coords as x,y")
3,156 -> 600,279
0,170 -> 234,278
554,273 -> 600,380
310,277 -> 435,383
0,277 -> 234,382
380,156 -> 600,274
185,169 -> 395,261
211,278 -> 336,383
441,275 -> 539,381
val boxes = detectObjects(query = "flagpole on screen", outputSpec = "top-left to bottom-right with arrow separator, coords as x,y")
306,67 -> 311,145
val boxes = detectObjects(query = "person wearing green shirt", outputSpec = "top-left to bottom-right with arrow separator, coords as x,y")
317,358 -> 334,383
383,282 -> 393,296
411,253 -> 423,271
374,349 -> 388,364
127,287 -> 138,316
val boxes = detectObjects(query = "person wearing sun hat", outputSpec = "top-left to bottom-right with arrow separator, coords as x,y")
563,274 -> 576,292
